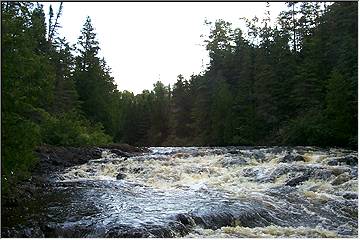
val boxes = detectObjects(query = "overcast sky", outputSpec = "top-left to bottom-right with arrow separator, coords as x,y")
43,2 -> 286,94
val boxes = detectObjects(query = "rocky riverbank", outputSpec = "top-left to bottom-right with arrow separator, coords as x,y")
1,144 -> 148,237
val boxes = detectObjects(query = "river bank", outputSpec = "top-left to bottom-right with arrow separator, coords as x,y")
1,143 -> 148,237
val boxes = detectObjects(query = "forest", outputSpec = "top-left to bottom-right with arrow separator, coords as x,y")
2,2 -> 358,188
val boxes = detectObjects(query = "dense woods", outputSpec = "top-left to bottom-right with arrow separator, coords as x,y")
1,2 -> 357,188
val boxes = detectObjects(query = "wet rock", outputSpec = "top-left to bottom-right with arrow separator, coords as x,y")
239,151 -> 266,161
35,145 -> 103,171
174,213 -> 196,227
148,225 -> 175,238
221,157 -> 248,167
327,159 -> 339,166
228,149 -> 241,154
343,192 -> 357,200
242,168 -> 259,178
327,156 -> 358,166
285,173 -> 310,187
173,152 -> 191,158
23,226 -> 45,238
191,211 -> 235,230
110,149 -> 131,158
280,154 -> 305,163
1,225 -> 44,238
312,169 -> 333,180
167,220 -> 191,236
116,172 -> 127,180
331,172 -> 352,186
253,152 -> 266,161
105,225 -> 149,238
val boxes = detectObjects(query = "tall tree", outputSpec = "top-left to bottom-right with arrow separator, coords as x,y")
73,16 -> 117,137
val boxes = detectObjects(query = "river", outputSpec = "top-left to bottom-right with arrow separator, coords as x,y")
2,146 -> 358,237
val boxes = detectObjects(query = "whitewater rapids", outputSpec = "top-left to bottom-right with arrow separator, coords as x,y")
6,146 -> 359,237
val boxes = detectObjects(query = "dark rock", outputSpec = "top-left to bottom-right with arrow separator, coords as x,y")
312,169 -> 333,180
191,211 -> 235,230
285,174 -> 310,187
327,156 -> 358,166
327,159 -> 339,166
344,156 -> 358,166
116,172 -> 127,180
148,225 -> 175,238
190,204 -> 273,230
228,149 -> 240,154
243,168 -> 259,178
221,157 -> 247,167
343,192 -> 357,200
35,145 -> 103,172
105,225 -> 149,238
110,149 -> 131,158
280,154 -> 305,163
174,213 -> 196,227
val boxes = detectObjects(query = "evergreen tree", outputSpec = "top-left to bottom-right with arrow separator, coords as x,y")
74,16 -> 117,137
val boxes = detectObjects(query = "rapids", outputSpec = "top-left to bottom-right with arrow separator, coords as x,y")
3,146 -> 358,237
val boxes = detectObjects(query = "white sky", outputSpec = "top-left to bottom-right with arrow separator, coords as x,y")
42,2 -> 286,94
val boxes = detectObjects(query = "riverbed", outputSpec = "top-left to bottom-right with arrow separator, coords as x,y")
2,146 -> 358,237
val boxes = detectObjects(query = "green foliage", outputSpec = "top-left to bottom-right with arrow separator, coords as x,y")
73,17 -> 118,137
40,112 -> 112,146
280,111 -> 330,146
2,112 -> 41,193
1,3 -> 113,191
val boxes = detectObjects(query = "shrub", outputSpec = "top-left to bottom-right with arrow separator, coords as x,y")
40,111 -> 112,146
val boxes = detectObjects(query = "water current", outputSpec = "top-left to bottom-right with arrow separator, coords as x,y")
4,146 -> 359,237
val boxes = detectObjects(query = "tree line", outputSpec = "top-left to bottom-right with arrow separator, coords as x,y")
114,2 -> 357,148
1,2 -> 357,187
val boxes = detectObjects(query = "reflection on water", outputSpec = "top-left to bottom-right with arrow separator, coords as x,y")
5,147 -> 359,237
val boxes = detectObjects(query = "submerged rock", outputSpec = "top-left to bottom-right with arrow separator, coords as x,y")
327,156 -> 358,166
285,174 -> 310,187
116,172 -> 127,180
280,154 -> 305,163
221,157 -> 248,167
343,192 -> 357,200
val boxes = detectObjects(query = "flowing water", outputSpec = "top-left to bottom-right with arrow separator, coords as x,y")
3,147 -> 358,237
